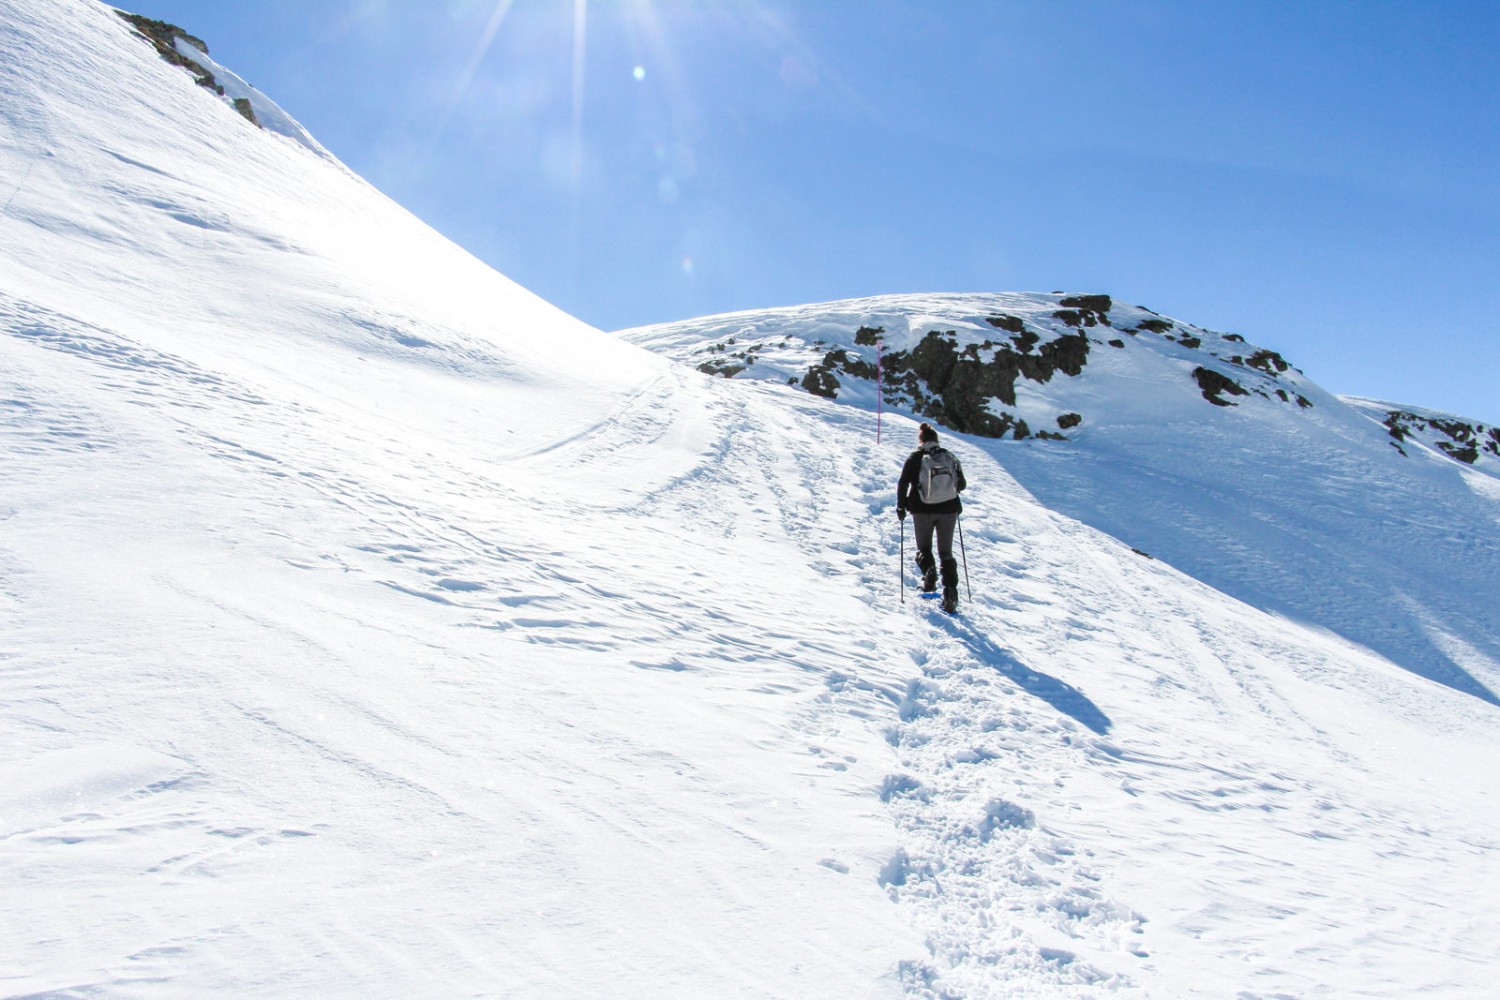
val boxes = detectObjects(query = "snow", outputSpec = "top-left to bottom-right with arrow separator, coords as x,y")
3,1 -> 1499,997
169,35 -> 331,159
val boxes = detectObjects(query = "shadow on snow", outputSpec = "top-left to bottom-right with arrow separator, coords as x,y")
931,608 -> 1113,735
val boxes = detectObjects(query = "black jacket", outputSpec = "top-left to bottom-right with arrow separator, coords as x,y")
897,444 -> 966,515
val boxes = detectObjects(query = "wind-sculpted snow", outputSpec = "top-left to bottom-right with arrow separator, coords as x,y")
4,1 -> 1500,997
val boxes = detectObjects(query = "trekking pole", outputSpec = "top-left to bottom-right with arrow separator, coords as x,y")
899,515 -> 906,604
957,515 -> 972,602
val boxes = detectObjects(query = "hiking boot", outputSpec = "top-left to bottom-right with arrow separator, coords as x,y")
915,551 -> 938,593
940,558 -> 960,614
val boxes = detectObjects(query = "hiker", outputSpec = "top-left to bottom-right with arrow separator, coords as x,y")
896,422 -> 967,613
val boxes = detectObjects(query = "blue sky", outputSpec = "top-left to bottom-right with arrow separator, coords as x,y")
126,0 -> 1497,423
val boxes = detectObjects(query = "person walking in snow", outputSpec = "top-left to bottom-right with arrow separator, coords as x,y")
896,422 -> 967,613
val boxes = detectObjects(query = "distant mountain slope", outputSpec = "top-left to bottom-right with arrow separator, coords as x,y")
620,291 -> 1497,468
622,293 -> 1500,704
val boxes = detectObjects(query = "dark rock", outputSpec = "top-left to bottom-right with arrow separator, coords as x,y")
1059,294 -> 1113,315
824,328 -> 1091,437
116,11 -> 210,55
1011,330 -> 1040,352
1135,318 -> 1173,334
1193,366 -> 1249,406
232,97 -> 259,125
1246,349 -> 1290,374
1053,309 -> 1094,328
1381,409 -> 1490,462
1057,413 -> 1083,429
801,361 -> 840,398
985,315 -> 1026,334
1438,441 -> 1480,464
116,11 -> 222,93
854,325 -> 884,346
697,360 -> 745,378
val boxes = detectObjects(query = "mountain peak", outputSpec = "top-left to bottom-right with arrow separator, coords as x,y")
620,290 -> 1500,476
621,290 -> 1319,433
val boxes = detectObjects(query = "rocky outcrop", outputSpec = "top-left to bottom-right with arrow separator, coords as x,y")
806,325 -> 1091,439
1382,409 -> 1500,465
115,10 -> 259,126
628,291 -> 1337,446
1242,348 -> 1290,375
232,97 -> 261,127
1193,366 -> 1250,406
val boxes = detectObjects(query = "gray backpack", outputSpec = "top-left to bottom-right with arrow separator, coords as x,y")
918,448 -> 959,504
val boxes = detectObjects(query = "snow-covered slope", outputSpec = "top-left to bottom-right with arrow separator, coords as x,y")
5,2 -> 1500,997
622,293 -> 1500,705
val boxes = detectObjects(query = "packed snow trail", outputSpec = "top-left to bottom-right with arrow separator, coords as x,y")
859,425 -> 1500,997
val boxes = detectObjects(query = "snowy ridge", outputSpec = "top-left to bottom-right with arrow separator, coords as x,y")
112,7 -> 332,158
619,291 -> 1324,442
168,32 -> 331,158
5,2 -> 1500,997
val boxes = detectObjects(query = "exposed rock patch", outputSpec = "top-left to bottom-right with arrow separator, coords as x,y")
884,330 -> 1089,438
1382,409 -> 1500,465
1058,294 -> 1113,315
698,337 -> 763,380
232,97 -> 260,127
1243,349 -> 1291,375
1193,366 -> 1250,406
115,9 -> 260,126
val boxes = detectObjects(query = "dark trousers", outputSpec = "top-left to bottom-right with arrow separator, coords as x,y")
912,512 -> 958,562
